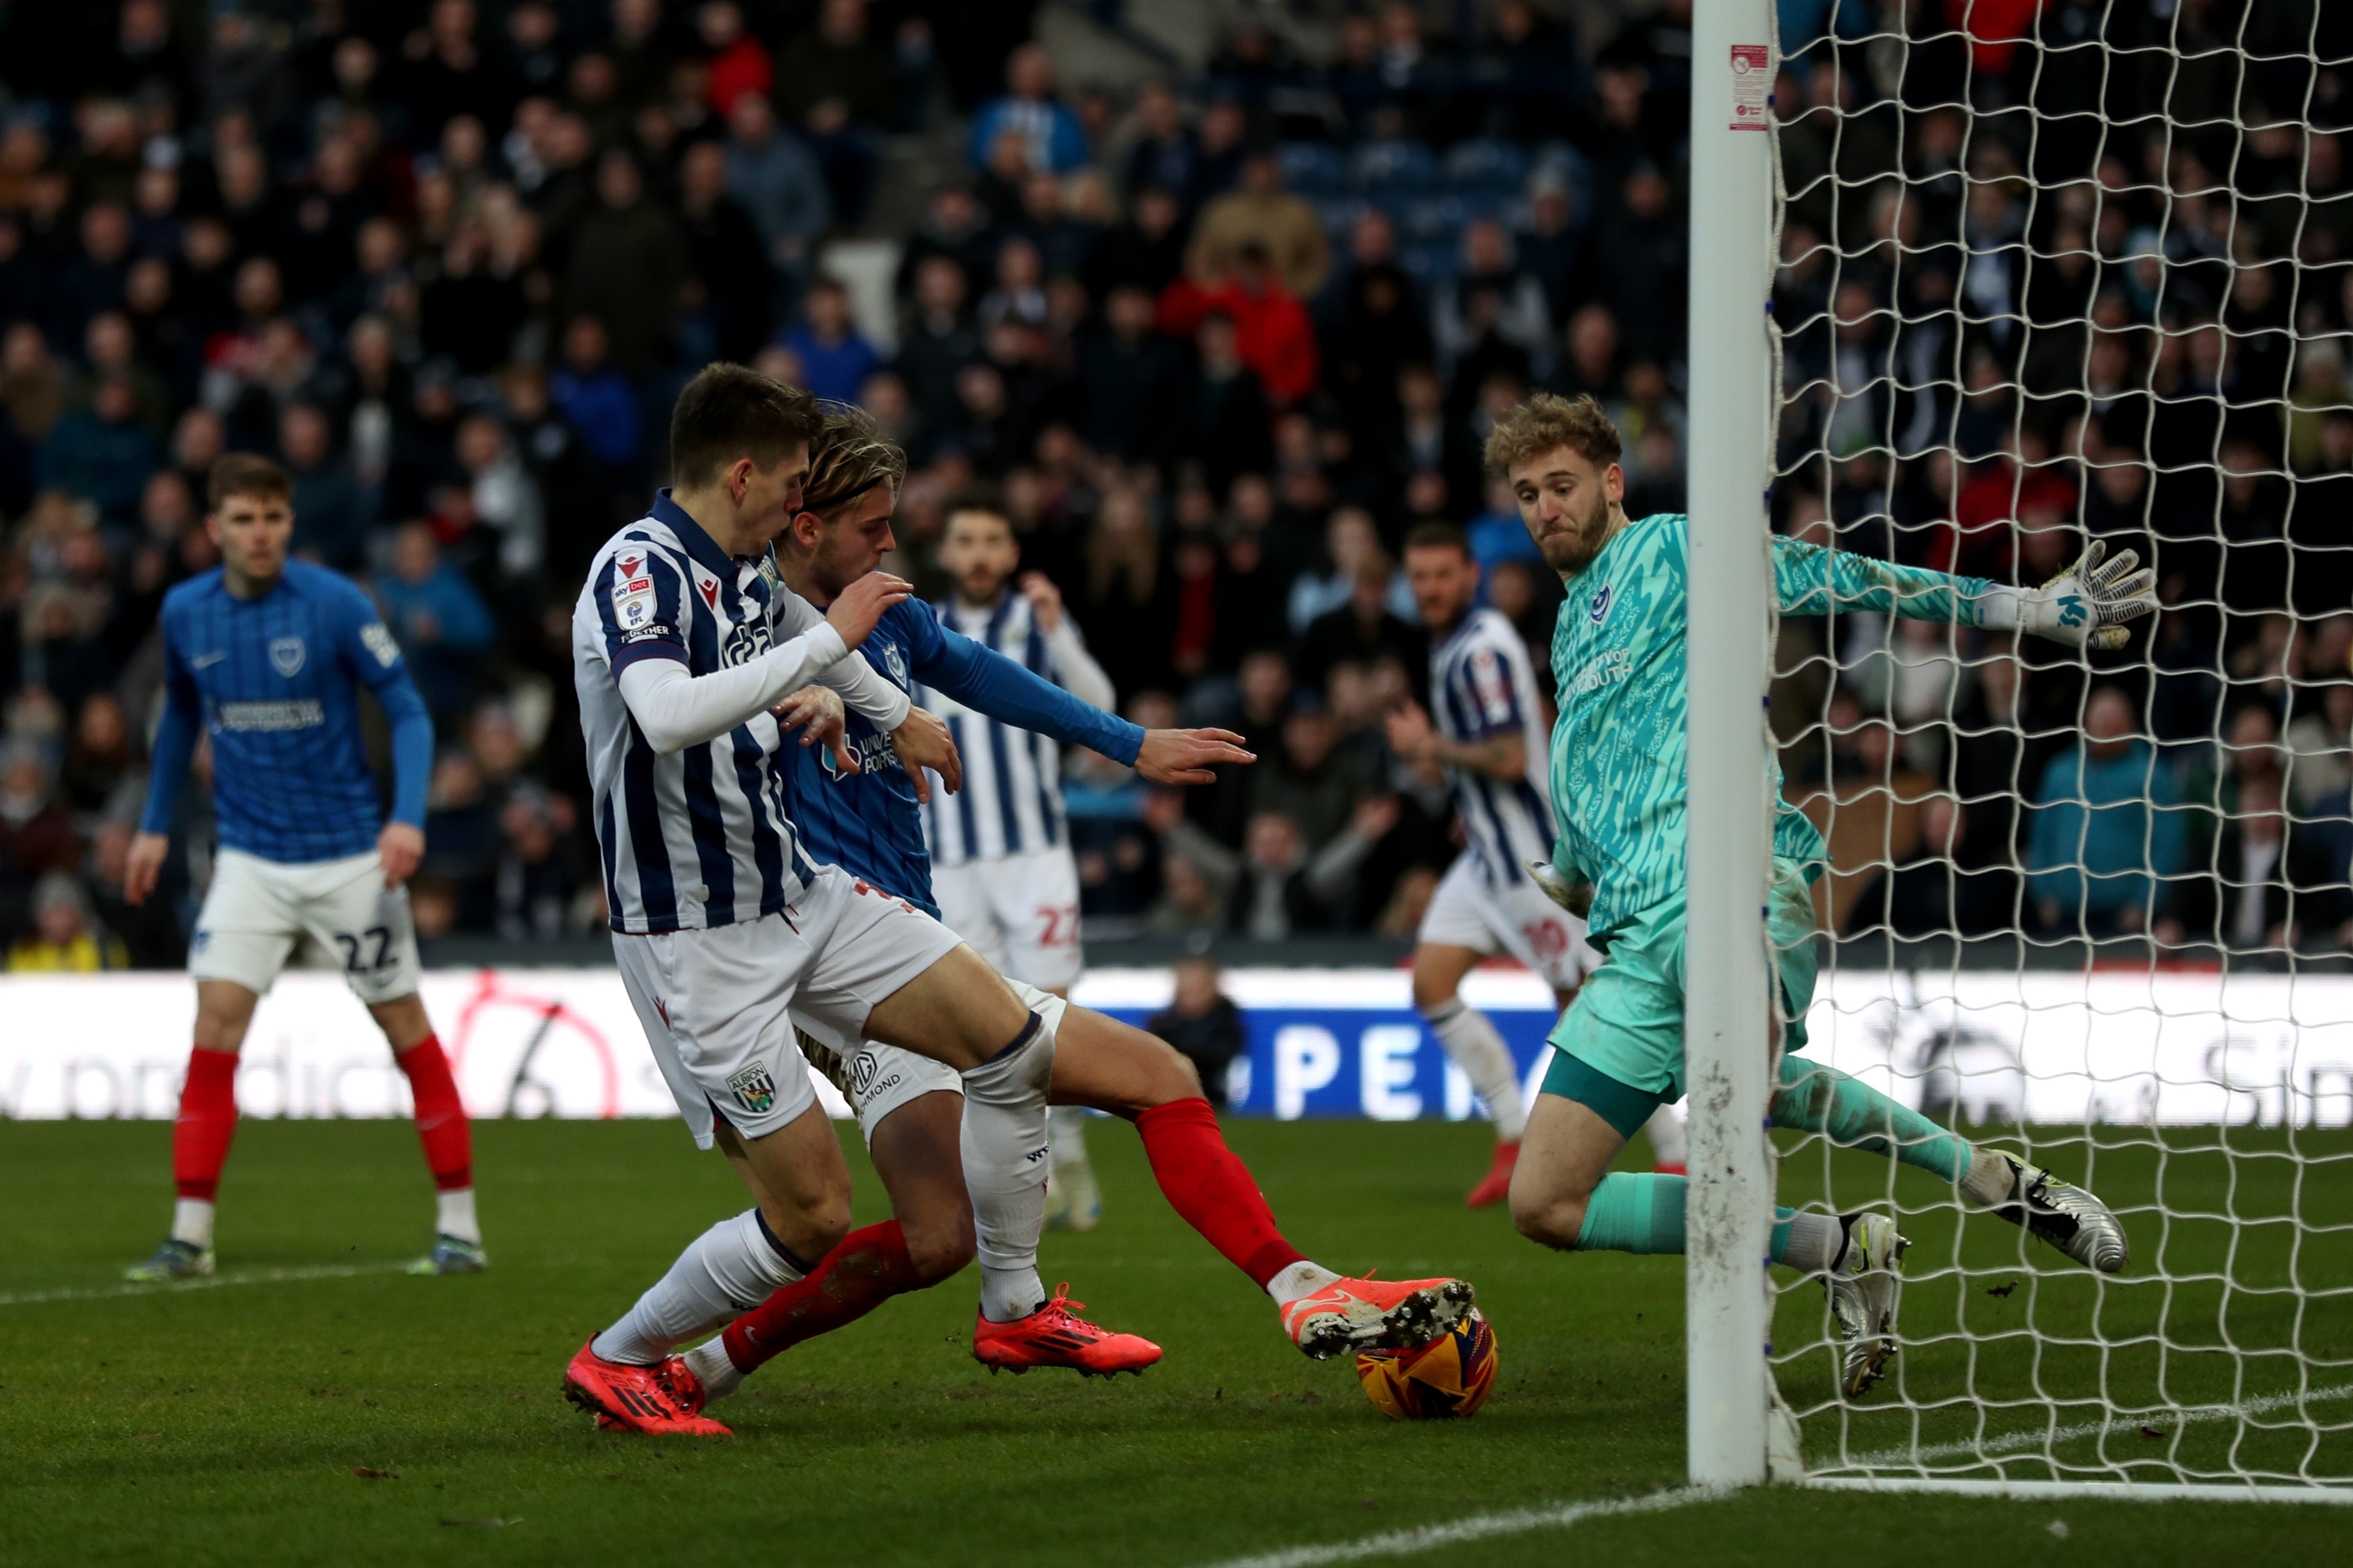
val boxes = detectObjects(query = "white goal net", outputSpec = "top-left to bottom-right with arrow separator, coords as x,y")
1759,0 -> 2353,1497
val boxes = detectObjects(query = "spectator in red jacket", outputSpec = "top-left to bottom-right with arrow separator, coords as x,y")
1156,242 -> 1319,407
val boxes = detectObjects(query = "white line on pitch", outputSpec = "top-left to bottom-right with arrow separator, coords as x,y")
0,1260 -> 414,1307
1822,1381 -> 2353,1472
1190,1486 -> 1724,1568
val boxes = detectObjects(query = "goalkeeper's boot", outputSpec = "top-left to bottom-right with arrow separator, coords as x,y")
1044,1162 -> 1101,1232
1970,1151 -> 2129,1273
408,1235 -> 488,1275
1825,1212 -> 1907,1398
125,1237 -> 214,1282
973,1284 -> 1163,1376
1283,1272 -> 1476,1360
1465,1140 -> 1519,1209
562,1338 -> 731,1436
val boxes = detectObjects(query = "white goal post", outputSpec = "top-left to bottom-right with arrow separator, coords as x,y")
1683,0 -> 2353,1502
1683,0 -> 1782,1492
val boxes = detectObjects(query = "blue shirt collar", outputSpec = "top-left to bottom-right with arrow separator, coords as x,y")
649,489 -> 742,579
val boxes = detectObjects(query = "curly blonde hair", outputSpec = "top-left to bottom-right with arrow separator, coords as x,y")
1481,391 -> 1623,476
801,402 -> 908,519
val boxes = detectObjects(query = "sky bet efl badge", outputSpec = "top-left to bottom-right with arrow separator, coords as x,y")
726,1062 -> 778,1115
612,553 -> 655,630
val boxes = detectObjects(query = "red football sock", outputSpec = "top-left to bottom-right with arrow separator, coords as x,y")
721,1221 -> 921,1374
173,1048 -> 240,1202
1135,1097 -> 1306,1288
396,1035 -> 474,1191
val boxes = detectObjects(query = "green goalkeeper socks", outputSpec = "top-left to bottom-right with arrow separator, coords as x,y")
1572,1172 -> 1835,1271
1574,1173 -> 1687,1254
1770,1055 -> 1972,1184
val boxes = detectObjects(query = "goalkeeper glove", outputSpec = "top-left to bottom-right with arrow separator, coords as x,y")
1977,538 -> 2157,651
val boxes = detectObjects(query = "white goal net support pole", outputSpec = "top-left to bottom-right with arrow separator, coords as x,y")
1684,0 -> 1782,1491
1693,0 -> 2353,1506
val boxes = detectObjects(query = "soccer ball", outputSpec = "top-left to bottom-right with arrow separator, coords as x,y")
1354,1310 -> 1498,1419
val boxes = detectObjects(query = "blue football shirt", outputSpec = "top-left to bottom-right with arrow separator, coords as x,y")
140,561 -> 432,863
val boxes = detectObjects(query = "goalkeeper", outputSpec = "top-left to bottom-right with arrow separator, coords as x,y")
1491,394 -> 2144,1397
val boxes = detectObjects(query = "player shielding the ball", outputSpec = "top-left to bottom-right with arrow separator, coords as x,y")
690,408 -> 1249,1384
122,455 -> 481,1280
1493,394 -> 2139,1398
557,370 -> 1479,1435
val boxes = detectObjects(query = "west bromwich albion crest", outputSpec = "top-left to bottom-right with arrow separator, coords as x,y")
726,1062 -> 778,1115
269,636 -> 307,676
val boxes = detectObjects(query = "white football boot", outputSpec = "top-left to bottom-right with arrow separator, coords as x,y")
1965,1151 -> 2129,1274
1826,1211 -> 1907,1398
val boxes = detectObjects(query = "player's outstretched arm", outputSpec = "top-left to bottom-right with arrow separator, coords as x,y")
601,554 -> 911,754
621,631 -> 903,755
917,615 -> 1143,765
1771,533 -> 2156,650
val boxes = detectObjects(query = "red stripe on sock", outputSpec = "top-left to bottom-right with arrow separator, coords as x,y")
721,1221 -> 920,1374
396,1035 -> 474,1192
1136,1097 -> 1306,1288
173,1048 -> 240,1202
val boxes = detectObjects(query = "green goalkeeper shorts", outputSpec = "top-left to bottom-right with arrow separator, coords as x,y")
1543,856 -> 1822,1125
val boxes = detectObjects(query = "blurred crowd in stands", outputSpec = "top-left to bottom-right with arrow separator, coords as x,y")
0,0 -> 2349,970
1770,0 -> 2353,954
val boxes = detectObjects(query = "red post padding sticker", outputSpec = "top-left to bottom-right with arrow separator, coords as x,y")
1730,45 -> 1770,130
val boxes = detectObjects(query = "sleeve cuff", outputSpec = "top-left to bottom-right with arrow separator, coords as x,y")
610,640 -> 690,674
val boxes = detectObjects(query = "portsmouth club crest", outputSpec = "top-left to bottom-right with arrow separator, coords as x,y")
269,636 -> 307,676
726,1061 -> 778,1115
881,638 -> 909,691
1587,583 -> 1613,626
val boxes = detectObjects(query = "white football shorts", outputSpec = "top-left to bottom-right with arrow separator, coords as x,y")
188,846 -> 422,1005
613,863 -> 964,1149
795,979 -> 1068,1148
929,846 -> 1083,993
1417,851 -> 1599,995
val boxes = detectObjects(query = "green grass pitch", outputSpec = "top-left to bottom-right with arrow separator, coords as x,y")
3,1115 -> 2348,1566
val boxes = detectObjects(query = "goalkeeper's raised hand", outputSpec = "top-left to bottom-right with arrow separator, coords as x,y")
1978,538 -> 2157,651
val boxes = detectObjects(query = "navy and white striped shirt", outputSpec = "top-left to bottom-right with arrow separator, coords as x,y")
1430,607 -> 1556,887
139,562 -> 431,863
573,494 -> 823,935
919,592 -> 1116,869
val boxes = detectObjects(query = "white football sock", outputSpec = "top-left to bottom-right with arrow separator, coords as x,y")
1957,1147 -> 2018,1208
1776,1211 -> 1845,1275
1644,1104 -> 1688,1168
959,1009 -> 1056,1324
436,1187 -> 481,1244
681,1338 -> 745,1402
591,1209 -> 806,1366
1265,1260 -> 1341,1307
1422,997 -> 1528,1141
1047,1104 -> 1091,1174
172,1198 -> 214,1249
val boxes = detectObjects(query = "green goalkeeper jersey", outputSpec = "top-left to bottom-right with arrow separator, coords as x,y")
1546,511 -> 1994,942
